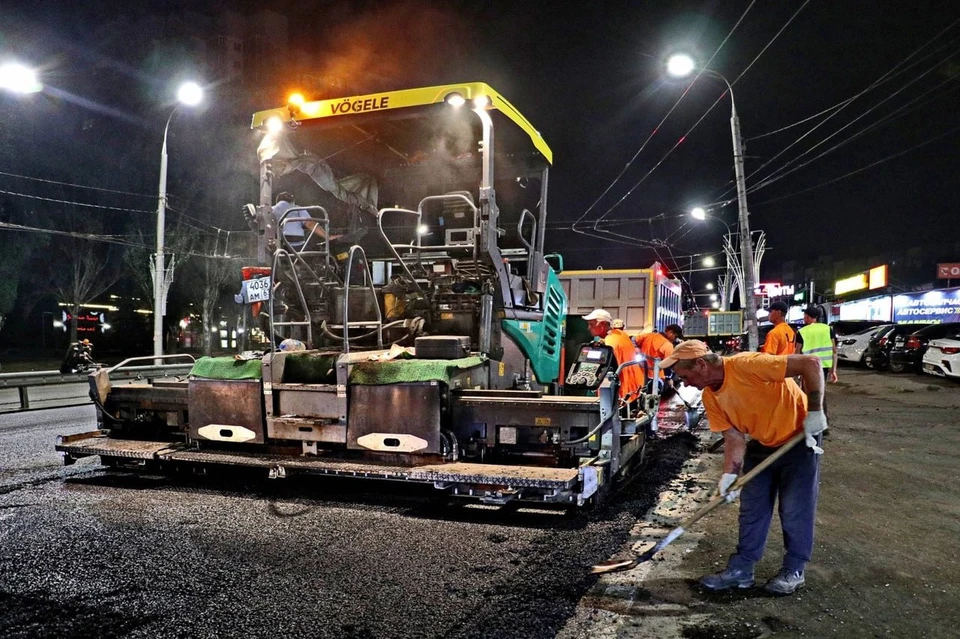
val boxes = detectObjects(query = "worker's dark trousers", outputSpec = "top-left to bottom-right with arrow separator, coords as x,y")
727,435 -> 821,574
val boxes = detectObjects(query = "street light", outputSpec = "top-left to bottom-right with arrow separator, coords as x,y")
690,207 -> 736,311
154,81 -> 203,358
670,54 -> 760,351
0,62 -> 42,94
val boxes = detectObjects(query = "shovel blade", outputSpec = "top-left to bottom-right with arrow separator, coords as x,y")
590,558 -> 638,574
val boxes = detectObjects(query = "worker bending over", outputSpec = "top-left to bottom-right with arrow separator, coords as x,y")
662,340 -> 826,595
636,323 -> 683,394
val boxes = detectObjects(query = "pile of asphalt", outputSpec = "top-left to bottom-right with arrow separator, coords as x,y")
0,432 -> 699,638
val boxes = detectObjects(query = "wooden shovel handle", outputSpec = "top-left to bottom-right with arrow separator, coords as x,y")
679,431 -> 806,530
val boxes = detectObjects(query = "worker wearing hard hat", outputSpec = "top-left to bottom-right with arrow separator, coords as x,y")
583,309 -> 644,402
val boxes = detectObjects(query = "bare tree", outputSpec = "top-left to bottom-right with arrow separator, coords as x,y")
122,220 -> 198,353
0,207 -> 46,333
48,232 -> 121,343
194,255 -> 243,356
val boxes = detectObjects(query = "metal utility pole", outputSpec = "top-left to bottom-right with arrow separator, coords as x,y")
152,82 -> 203,359
668,57 -> 760,348
153,110 -> 175,359
729,95 -> 759,351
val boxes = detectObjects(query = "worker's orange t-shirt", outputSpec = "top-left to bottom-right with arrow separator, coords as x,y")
762,322 -> 796,356
702,352 -> 807,447
604,329 -> 644,400
637,332 -> 674,378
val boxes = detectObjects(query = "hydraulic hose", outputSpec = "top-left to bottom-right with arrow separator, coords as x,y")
560,412 -> 614,447
560,358 -> 650,446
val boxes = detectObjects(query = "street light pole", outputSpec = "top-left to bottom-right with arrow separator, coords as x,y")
153,108 -> 176,358
691,207 -> 736,311
153,82 -> 203,359
669,56 -> 759,350
728,91 -> 760,352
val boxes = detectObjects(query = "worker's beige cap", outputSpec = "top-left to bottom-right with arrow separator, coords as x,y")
660,339 -> 711,368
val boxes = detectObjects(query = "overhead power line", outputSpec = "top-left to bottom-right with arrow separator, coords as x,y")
0,184 -> 243,239
0,220 -> 255,260
750,122 -> 960,207
584,0 -> 808,249
0,187 -> 155,214
0,170 -> 156,199
711,20 -> 960,203
568,0 -> 760,250
749,52 -> 960,194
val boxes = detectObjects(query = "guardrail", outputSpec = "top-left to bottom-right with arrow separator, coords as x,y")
0,358 -> 195,412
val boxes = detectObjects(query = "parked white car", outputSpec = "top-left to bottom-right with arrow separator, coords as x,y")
837,324 -> 893,365
922,337 -> 960,380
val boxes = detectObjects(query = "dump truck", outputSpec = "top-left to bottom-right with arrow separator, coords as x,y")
559,266 -> 682,379
561,266 -> 683,333
682,310 -> 744,353
56,82 -> 660,507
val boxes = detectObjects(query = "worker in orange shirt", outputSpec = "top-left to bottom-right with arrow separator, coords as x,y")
762,301 -> 796,356
662,341 -> 826,595
636,324 -> 683,393
584,309 -> 645,404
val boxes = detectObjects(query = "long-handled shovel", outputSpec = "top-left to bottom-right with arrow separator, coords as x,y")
590,431 -> 806,575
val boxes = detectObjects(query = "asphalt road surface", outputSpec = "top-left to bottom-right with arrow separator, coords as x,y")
564,367 -> 960,638
0,406 -> 697,638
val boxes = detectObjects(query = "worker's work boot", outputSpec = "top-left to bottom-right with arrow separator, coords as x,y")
699,567 -> 755,590
764,569 -> 805,595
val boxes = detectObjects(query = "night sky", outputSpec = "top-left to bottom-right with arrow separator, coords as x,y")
5,0 -> 960,285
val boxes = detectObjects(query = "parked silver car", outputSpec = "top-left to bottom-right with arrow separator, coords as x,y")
837,324 -> 893,365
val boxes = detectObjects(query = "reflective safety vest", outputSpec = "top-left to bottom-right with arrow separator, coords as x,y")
799,323 -> 834,369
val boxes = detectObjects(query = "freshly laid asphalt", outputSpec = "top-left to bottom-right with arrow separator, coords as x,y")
0,406 -> 697,638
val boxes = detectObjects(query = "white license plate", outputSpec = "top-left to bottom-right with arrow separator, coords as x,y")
242,277 -> 271,303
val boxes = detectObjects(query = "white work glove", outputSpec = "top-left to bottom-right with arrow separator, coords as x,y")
718,473 -> 740,503
803,410 -> 828,455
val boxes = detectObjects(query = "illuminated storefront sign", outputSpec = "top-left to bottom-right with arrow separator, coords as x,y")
869,265 -> 888,289
893,287 -> 960,324
835,265 -> 889,296
839,294 -> 892,322
755,282 -> 795,297
937,263 -> 960,279
835,273 -> 867,296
